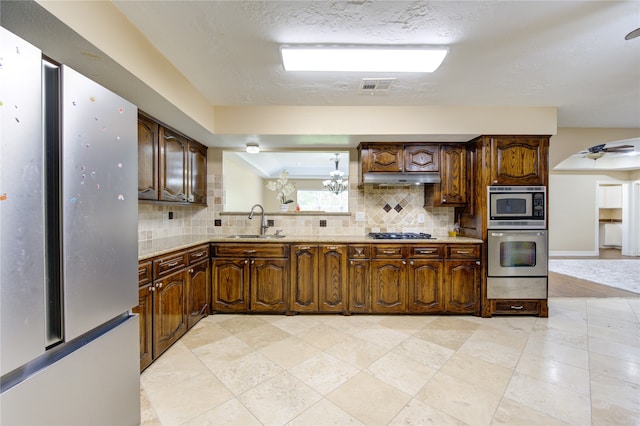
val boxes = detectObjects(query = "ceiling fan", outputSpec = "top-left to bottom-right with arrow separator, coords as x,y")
579,143 -> 635,160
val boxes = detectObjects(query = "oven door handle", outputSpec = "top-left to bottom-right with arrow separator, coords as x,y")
490,231 -> 546,237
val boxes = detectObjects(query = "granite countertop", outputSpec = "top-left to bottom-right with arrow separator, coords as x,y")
139,234 -> 483,260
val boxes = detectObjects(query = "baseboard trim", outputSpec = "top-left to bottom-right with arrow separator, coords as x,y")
549,251 -> 598,257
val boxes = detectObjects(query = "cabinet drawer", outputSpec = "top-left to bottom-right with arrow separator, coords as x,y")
348,245 -> 370,259
138,261 -> 153,286
153,252 -> 188,279
372,245 -> 407,258
188,244 -> 210,265
446,244 -> 480,259
493,300 -> 543,315
410,245 -> 443,258
213,244 -> 288,258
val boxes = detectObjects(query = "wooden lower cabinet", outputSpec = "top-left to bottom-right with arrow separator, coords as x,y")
153,268 -> 188,357
371,259 -> 407,313
319,245 -> 347,312
251,258 -> 288,312
290,244 -> 347,313
136,245 -> 211,372
187,259 -> 210,328
212,258 -> 250,312
348,261 -> 370,313
135,283 -> 154,371
212,244 -> 289,313
444,259 -> 480,313
290,245 -> 318,312
408,260 -> 444,313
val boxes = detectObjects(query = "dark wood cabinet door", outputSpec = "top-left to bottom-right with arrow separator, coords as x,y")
187,259 -> 210,329
134,283 -> 154,371
444,259 -> 480,314
251,259 -> 288,313
370,260 -> 407,313
404,145 -> 439,172
348,259 -> 370,313
319,245 -> 347,313
490,136 -> 548,186
291,246 -> 318,312
153,269 -> 187,357
159,127 -> 188,202
365,144 -> 403,172
408,259 -> 443,313
437,145 -> 467,205
137,115 -> 158,200
188,141 -> 207,204
212,258 -> 249,312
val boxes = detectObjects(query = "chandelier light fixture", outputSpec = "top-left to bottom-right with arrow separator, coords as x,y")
323,153 -> 348,195
281,45 -> 448,72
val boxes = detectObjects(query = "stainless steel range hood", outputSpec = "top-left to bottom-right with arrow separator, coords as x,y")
362,172 -> 441,186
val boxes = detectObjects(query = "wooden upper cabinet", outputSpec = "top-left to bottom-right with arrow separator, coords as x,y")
490,136 -> 549,186
404,145 -> 439,172
159,127 -> 188,202
436,145 -> 467,206
137,115 -> 159,200
139,112 -> 207,204
363,144 -> 403,172
187,141 -> 207,204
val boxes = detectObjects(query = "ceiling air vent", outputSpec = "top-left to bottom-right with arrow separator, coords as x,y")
359,78 -> 395,95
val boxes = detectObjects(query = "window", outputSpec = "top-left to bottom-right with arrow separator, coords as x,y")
297,190 -> 348,212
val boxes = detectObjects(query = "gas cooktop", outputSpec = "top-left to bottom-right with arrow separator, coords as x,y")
368,232 -> 433,240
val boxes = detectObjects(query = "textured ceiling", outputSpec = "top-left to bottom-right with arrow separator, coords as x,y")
112,0 -> 640,129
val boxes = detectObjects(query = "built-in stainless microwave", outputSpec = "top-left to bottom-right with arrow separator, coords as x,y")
487,186 -> 546,229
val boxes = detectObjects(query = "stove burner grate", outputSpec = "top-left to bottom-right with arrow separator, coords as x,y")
368,232 -> 433,240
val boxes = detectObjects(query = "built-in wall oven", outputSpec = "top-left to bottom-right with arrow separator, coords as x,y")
486,230 -> 548,299
486,185 -> 548,301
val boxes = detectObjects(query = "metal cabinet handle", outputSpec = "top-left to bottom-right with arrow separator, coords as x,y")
192,251 -> 205,258
164,260 -> 179,267
244,259 -> 249,264
476,261 -> 481,265
382,250 -> 397,254
189,268 -> 194,273
417,250 -> 435,254
149,286 -> 155,292
156,283 -> 163,289
244,250 -> 257,254
410,260 -> 414,265
455,250 -> 471,254
510,305 -> 524,310
326,246 -> 338,250
442,198 -> 446,203
402,260 -> 407,265
299,246 -> 311,250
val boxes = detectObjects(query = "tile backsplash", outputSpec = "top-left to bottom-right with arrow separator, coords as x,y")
138,155 -> 456,242
138,184 -> 455,242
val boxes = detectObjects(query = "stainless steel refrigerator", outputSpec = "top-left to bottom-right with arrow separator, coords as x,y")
0,26 -> 140,425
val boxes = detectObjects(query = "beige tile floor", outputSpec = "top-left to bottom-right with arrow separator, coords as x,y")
141,297 -> 640,426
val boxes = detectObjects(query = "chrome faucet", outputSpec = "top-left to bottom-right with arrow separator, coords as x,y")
248,204 -> 269,236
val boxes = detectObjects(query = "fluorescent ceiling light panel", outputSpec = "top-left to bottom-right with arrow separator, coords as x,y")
281,46 -> 448,72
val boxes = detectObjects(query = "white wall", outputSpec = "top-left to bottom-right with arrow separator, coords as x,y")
549,172 -> 632,255
223,155 -> 263,211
